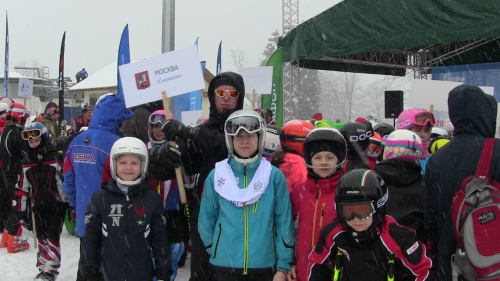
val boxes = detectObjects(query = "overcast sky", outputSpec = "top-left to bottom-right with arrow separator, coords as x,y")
0,0 -> 341,81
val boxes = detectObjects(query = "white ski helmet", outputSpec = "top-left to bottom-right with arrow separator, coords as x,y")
224,109 -> 266,164
110,137 -> 148,185
0,103 -> 9,119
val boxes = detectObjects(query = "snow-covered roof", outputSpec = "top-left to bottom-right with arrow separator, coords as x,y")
0,71 -> 27,78
69,61 -> 117,91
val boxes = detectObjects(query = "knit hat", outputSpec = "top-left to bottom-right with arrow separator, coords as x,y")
381,129 -> 423,162
442,119 -> 454,133
45,106 -> 60,117
355,117 -> 368,123
312,113 -> 323,121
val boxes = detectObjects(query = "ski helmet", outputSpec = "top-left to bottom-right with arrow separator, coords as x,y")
336,169 -> 387,226
110,137 -> 149,185
303,127 -> 347,168
148,110 -> 174,144
224,109 -> 266,164
0,103 -> 9,119
430,127 -> 449,139
264,124 -> 281,153
381,129 -> 423,161
373,123 -> 395,138
280,119 -> 314,156
396,108 -> 436,130
428,135 -> 452,154
22,122 -> 51,149
6,102 -> 30,126
339,122 -> 371,152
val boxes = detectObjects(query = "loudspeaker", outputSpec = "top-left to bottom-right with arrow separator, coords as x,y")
384,91 -> 403,119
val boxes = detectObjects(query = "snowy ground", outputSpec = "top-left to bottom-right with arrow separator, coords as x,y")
0,229 -> 191,280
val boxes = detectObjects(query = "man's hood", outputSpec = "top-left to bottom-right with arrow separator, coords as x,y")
207,72 -> 245,124
448,85 -> 497,138
89,93 -> 133,133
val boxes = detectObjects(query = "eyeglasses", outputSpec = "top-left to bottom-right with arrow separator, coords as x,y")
215,88 -> 239,99
225,115 -> 263,136
148,114 -> 167,125
22,129 -> 42,140
414,112 -> 436,127
341,202 -> 375,221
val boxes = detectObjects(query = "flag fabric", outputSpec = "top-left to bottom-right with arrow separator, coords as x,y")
4,12 -> 8,97
58,32 -> 66,121
261,48 -> 283,126
173,61 -> 206,119
117,25 -> 130,99
216,41 -> 222,75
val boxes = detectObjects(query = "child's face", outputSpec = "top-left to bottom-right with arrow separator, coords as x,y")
116,154 -> 141,181
28,138 -> 41,148
233,130 -> 258,158
346,216 -> 373,232
152,124 -> 165,141
409,125 -> 430,142
311,151 -> 338,178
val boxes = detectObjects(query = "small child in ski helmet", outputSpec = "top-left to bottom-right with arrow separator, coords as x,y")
377,129 -> 427,242
80,137 -> 172,281
146,110 -> 186,280
17,122 -> 69,280
396,108 -> 435,173
308,169 -> 435,280
290,127 -> 348,281
198,109 -> 294,281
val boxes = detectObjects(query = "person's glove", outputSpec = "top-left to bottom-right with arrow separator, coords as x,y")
162,119 -> 200,141
69,207 -> 77,222
154,142 -> 183,169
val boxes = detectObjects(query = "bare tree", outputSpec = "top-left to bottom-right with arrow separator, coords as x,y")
15,59 -> 41,77
229,47 -> 247,71
319,71 -> 364,122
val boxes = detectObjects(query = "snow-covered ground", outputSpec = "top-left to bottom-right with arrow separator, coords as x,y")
0,229 -> 191,280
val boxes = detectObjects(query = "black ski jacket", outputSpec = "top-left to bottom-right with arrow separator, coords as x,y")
80,179 -> 172,281
424,85 -> 500,280
0,122 -> 28,178
375,158 -> 426,243
308,216 -> 435,281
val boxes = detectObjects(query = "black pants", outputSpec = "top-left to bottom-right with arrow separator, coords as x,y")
34,206 -> 66,241
216,269 -> 275,281
189,205 -> 217,281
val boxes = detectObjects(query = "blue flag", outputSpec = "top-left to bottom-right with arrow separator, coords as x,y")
216,41 -> 222,75
173,61 -> 206,119
4,12 -> 8,97
117,25 -> 130,99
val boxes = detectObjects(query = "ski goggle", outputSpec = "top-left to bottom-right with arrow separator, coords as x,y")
341,202 -> 375,221
225,116 -> 263,136
215,88 -> 239,99
413,112 -> 436,127
22,129 -> 42,140
148,114 -> 167,125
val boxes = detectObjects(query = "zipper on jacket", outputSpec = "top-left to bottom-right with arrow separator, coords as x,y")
243,205 -> 249,274
319,203 -> 326,228
126,194 -> 129,201
311,182 -> 322,248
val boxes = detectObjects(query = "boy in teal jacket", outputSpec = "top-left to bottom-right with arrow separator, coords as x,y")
198,109 -> 294,281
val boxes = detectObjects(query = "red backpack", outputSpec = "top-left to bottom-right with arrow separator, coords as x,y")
451,138 -> 500,280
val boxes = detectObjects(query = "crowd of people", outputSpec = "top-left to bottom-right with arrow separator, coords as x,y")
0,72 -> 497,281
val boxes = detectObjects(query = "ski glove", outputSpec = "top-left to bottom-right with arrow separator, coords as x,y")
162,119 -> 200,141
69,207 -> 77,222
152,142 -> 183,169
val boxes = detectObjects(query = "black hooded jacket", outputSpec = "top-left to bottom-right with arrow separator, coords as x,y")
149,72 -> 245,218
375,158 -> 426,243
424,85 -> 500,280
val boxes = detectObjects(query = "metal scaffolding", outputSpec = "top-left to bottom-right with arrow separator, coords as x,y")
282,0 -> 300,122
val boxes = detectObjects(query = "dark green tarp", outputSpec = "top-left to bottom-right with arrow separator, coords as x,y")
278,0 -> 500,75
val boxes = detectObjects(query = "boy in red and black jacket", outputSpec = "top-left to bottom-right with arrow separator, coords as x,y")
307,169 -> 435,281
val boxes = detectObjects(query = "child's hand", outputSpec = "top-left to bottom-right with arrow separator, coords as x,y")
287,265 -> 297,281
273,270 -> 287,281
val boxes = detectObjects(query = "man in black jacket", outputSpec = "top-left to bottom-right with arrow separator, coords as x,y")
149,71 -> 245,281
424,85 -> 500,281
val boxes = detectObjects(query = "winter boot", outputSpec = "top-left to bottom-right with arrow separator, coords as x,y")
33,271 -> 56,281
0,230 -> 8,248
7,228 -> 30,253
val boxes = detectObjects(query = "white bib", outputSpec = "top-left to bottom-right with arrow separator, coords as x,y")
214,159 -> 271,207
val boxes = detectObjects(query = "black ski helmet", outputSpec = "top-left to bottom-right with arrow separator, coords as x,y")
373,123 -> 395,138
339,122 -> 371,152
336,169 -> 387,226
303,128 -> 347,178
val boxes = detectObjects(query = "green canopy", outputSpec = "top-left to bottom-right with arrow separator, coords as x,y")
278,0 -> 500,76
